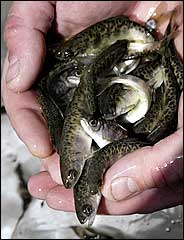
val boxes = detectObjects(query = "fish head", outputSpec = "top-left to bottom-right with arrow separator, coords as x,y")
75,191 -> 102,226
60,125 -> 92,188
60,155 -> 85,189
74,157 -> 102,225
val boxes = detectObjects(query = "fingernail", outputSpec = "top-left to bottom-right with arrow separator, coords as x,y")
111,177 -> 140,201
6,56 -> 21,89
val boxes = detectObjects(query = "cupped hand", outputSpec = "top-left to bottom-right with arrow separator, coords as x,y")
2,1 -> 183,215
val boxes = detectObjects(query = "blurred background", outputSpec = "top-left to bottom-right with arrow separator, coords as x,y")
1,1 -> 183,239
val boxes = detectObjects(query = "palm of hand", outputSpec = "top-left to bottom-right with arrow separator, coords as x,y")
2,1 -> 183,215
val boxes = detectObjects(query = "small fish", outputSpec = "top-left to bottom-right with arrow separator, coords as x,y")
74,138 -> 149,225
97,75 -> 152,123
134,57 -> 179,143
80,118 -> 128,148
71,225 -> 127,239
133,10 -> 181,143
146,19 -> 181,142
165,9 -> 183,91
113,58 -> 140,75
97,83 -> 139,121
46,63 -> 83,115
145,6 -> 183,91
36,86 -> 64,154
51,16 -> 156,63
131,57 -> 164,89
60,40 -> 129,189
35,61 -> 84,153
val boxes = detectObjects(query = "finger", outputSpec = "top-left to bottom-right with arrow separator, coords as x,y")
102,128 -> 183,201
99,183 -> 183,215
178,92 -> 183,129
56,1 -> 137,37
41,152 -> 62,185
44,182 -> 182,215
2,55 -> 53,158
46,185 -> 74,212
3,1 -> 55,92
27,171 -> 58,199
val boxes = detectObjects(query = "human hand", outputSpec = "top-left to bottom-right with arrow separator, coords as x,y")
1,1 -> 136,158
2,1 -> 183,215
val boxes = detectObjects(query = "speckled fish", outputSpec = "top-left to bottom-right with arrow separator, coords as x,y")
35,62 -> 83,153
97,83 -> 138,121
80,118 -> 128,148
36,86 -> 64,154
74,138 -> 149,225
166,10 -> 183,91
145,6 -> 183,90
50,16 -> 157,63
97,75 -> 152,123
46,63 -> 83,115
131,57 -> 163,89
133,11 -> 181,143
134,58 -> 179,143
60,40 -> 129,189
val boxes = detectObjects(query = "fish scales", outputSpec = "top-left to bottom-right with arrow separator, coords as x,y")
60,40 -> 129,189
53,16 -> 155,62
74,139 -> 149,224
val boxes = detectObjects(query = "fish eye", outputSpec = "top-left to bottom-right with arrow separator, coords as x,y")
145,19 -> 157,31
89,119 -> 98,127
82,204 -> 93,216
66,169 -> 78,187
64,49 -> 73,58
89,119 -> 102,131
75,70 -> 81,77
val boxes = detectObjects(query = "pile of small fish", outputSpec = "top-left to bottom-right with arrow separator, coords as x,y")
35,6 -> 183,227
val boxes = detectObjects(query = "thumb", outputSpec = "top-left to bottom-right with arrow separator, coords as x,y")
102,128 -> 183,201
3,1 -> 55,92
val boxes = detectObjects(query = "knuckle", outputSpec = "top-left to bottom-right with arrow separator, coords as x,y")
4,15 -> 23,42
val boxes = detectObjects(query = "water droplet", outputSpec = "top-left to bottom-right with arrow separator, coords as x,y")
33,144 -> 37,149
176,155 -> 183,160
165,227 -> 171,232
170,160 -> 174,164
164,163 -> 168,168
58,200 -> 62,204
171,220 -> 175,224
175,219 -> 182,223
38,188 -> 42,192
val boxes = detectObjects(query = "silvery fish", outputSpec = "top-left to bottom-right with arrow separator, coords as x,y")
113,58 -> 140,75
97,75 -> 152,123
80,118 -> 128,148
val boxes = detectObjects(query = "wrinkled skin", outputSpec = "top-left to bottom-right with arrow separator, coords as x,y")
2,1 -> 183,216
